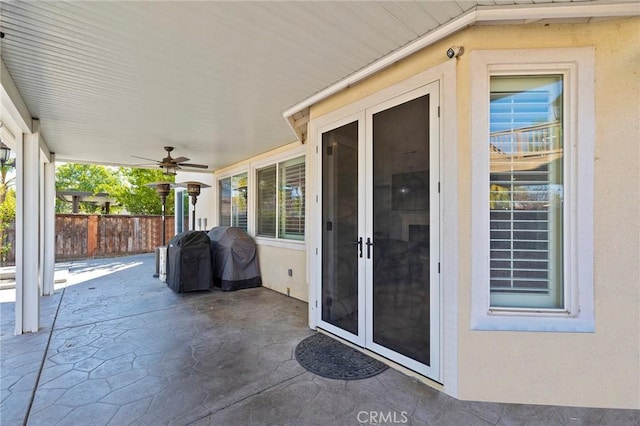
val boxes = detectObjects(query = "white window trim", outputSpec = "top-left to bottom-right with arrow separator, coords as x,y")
216,163 -> 250,182
470,47 -> 595,332
252,146 -> 307,248
254,236 -> 305,251
252,145 -> 306,170
216,166 -> 250,231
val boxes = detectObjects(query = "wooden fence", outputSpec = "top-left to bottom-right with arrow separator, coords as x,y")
1,214 -> 176,265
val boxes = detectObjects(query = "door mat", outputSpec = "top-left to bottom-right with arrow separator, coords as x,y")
295,333 -> 388,380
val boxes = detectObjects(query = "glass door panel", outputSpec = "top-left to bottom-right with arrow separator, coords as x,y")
371,94 -> 431,365
321,121 -> 361,338
365,82 -> 440,379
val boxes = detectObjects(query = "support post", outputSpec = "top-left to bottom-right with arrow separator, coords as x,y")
43,156 -> 55,295
161,194 -> 166,246
39,159 -> 45,296
15,122 -> 41,334
191,196 -> 197,231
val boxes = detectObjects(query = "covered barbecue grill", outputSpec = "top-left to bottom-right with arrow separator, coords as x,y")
166,230 -> 213,293
208,226 -> 261,291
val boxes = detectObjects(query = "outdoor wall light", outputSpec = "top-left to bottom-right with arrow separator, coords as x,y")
446,46 -> 464,59
0,141 -> 15,167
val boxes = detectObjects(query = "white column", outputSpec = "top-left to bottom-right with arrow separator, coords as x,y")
43,155 -> 55,296
39,158 -> 45,296
15,122 -> 41,334
14,132 -> 24,334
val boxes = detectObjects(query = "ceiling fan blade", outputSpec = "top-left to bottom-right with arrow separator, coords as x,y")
132,155 -> 160,163
179,163 -> 208,169
172,156 -> 190,163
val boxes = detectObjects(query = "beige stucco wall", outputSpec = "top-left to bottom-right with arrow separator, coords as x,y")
257,244 -> 307,302
310,18 -> 640,409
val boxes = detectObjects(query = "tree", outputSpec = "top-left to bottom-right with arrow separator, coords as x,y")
0,164 -> 16,264
55,163 -> 125,213
112,168 -> 175,215
55,164 -> 175,215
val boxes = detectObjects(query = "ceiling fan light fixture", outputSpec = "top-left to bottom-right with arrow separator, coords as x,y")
133,147 -> 207,174
163,165 -> 178,176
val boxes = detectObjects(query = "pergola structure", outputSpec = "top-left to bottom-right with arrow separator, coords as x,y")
56,190 -> 117,214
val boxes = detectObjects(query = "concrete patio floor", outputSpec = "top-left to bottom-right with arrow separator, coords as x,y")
1,253 -> 638,425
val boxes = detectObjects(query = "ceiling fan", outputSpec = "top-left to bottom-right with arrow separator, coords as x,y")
132,146 -> 208,175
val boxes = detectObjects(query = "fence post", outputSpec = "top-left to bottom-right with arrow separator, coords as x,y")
87,214 -> 99,257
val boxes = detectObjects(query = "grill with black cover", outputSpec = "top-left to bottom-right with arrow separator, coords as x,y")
166,230 -> 213,293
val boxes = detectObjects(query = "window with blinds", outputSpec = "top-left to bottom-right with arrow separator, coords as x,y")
255,156 -> 305,241
219,172 -> 248,231
257,165 -> 277,237
279,157 -> 305,240
219,177 -> 231,228
489,75 -> 564,309
231,173 -> 248,230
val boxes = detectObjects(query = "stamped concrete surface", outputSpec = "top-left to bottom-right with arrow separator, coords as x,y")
1,253 -> 638,425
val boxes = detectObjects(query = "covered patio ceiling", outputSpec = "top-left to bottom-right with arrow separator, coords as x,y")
0,0 -> 621,171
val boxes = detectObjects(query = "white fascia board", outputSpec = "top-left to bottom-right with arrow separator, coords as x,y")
28,119 -> 51,163
285,114 -> 304,144
1,58 -> 32,134
282,1 -> 640,130
476,1 -> 640,21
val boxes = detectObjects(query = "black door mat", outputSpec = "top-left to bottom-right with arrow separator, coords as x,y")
295,333 -> 388,380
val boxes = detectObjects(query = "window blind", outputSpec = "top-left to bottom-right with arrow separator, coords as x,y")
219,177 -> 231,227
257,166 -> 277,237
231,173 -> 248,231
279,158 -> 305,239
489,75 -> 564,309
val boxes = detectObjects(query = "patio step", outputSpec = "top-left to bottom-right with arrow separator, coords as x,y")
0,268 -> 68,290
0,266 -> 15,281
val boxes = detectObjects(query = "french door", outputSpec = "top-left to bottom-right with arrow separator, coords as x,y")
318,82 -> 440,380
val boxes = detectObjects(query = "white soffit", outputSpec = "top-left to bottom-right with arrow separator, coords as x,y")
0,1 -> 473,169
283,1 -> 640,123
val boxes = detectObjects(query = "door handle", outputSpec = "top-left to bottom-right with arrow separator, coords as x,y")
351,237 -> 363,258
365,237 -> 374,259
